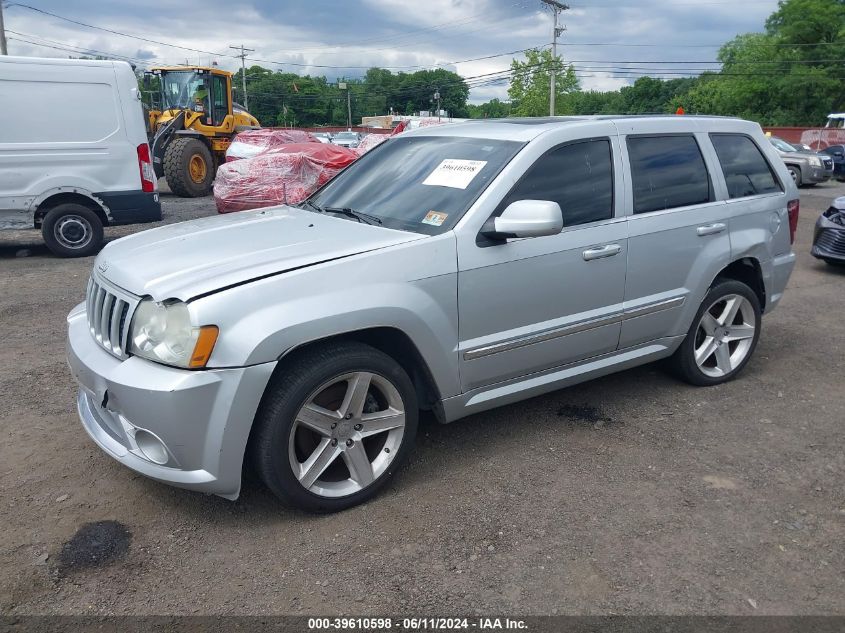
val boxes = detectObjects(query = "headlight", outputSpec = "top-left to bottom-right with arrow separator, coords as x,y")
808,156 -> 822,167
129,299 -> 218,368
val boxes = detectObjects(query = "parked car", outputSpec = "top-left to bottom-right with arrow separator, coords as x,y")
820,144 -> 845,181
768,135 -> 833,186
67,116 -> 797,512
313,132 -> 333,144
0,56 -> 161,257
332,131 -> 362,148
812,196 -> 845,265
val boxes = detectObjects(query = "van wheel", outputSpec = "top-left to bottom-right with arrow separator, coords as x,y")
41,204 -> 103,258
668,280 -> 761,386
163,138 -> 213,197
251,342 -> 418,513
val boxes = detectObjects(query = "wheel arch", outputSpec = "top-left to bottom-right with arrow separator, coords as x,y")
712,257 -> 766,311
274,327 -> 444,422
31,189 -> 110,228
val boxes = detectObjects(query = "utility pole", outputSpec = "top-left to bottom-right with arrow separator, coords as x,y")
540,0 -> 568,116
339,82 -> 351,129
433,89 -> 441,121
229,44 -> 254,110
0,1 -> 8,56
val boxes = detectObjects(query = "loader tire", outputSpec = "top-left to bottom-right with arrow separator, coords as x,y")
163,137 -> 214,197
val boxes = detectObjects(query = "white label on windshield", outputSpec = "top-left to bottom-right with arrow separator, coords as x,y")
423,159 -> 488,189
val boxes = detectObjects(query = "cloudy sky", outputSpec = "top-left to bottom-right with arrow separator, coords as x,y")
3,0 -> 781,103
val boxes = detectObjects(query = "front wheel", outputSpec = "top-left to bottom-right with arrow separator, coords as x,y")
787,166 -> 802,187
163,137 -> 214,197
668,280 -> 762,386
251,342 -> 418,512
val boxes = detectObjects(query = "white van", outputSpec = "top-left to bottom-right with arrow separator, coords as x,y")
0,56 -> 161,257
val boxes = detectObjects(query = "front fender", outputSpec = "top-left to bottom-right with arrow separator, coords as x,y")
190,235 -> 462,400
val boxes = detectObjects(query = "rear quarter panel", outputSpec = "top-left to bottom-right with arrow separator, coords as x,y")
714,126 -> 797,312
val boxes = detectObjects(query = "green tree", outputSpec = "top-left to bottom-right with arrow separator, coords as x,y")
467,98 -> 511,118
508,48 -> 579,116
672,0 -> 845,125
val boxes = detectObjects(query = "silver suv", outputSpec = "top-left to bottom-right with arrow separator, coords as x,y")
67,116 -> 798,512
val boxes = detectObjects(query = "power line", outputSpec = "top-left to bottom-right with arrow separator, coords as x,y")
230,44 -> 254,110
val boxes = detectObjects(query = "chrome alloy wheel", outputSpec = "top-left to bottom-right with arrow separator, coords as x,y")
54,214 -> 93,250
693,294 -> 756,378
288,372 -> 406,498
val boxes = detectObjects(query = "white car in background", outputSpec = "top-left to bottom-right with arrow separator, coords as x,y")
332,131 -> 362,148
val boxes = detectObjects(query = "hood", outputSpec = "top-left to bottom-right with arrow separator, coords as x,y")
777,149 -> 826,161
94,206 -> 425,301
776,149 -> 808,160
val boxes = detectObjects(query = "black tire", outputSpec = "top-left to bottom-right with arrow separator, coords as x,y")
668,279 -> 762,386
824,258 -> 845,267
251,341 -> 418,513
786,165 -> 802,187
163,137 -> 214,197
41,203 -> 104,258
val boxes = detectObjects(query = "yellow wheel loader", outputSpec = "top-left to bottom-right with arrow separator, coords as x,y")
143,66 -> 260,197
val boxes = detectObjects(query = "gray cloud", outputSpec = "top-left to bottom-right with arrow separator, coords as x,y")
2,0 -> 780,102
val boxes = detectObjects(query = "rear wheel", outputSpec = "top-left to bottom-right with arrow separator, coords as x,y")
41,203 -> 103,258
163,137 -> 214,197
668,280 -> 761,386
251,342 -> 418,513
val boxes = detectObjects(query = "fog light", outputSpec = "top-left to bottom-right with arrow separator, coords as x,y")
134,429 -> 169,465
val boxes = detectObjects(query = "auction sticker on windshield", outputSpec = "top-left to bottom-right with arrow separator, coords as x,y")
422,210 -> 448,226
423,159 -> 488,189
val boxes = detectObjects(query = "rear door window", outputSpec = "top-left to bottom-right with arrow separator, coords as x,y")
499,139 -> 614,227
710,134 -> 782,199
627,135 -> 712,214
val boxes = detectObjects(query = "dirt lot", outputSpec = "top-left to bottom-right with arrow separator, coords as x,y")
1,183 -> 843,616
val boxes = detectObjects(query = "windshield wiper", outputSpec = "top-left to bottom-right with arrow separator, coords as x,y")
299,199 -> 324,213
323,207 -> 383,225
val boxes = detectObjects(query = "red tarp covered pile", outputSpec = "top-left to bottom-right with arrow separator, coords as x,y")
353,132 -> 390,156
225,129 -> 320,161
214,143 -> 358,213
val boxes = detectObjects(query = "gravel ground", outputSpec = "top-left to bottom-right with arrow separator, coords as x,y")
0,182 -> 843,616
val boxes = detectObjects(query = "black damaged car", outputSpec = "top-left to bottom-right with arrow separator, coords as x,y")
821,145 -> 845,182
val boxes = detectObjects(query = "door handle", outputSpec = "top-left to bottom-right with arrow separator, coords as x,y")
582,244 -> 622,261
696,223 -> 727,236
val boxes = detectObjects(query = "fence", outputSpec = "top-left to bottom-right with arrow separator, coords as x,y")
269,126 -> 392,135
763,126 -> 845,150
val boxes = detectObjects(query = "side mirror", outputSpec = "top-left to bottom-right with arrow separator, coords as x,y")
482,199 -> 563,240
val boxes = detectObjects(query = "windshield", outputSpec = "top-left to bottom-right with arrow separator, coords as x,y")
161,71 -> 208,110
308,135 -> 524,234
334,132 -> 358,139
769,137 -> 798,152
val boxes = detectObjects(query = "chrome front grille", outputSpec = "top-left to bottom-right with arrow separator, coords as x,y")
823,157 -> 834,170
85,274 -> 140,358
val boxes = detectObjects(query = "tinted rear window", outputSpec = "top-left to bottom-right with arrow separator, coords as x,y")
710,134 -> 782,199
628,135 -> 712,214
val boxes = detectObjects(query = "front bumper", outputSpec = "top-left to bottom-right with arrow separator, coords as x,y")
66,303 -> 275,499
812,219 -> 845,262
801,165 -> 832,184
